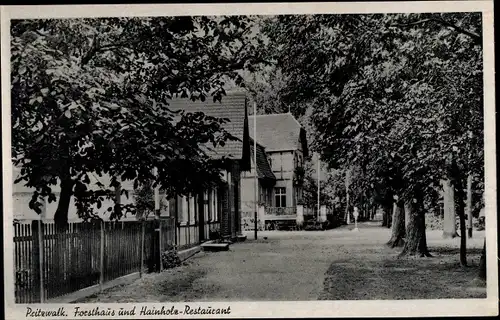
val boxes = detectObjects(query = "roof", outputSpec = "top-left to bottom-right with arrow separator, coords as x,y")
167,92 -> 250,165
250,138 -> 276,181
12,93 -> 252,196
248,113 -> 308,156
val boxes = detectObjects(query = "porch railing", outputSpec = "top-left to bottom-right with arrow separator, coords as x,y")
303,207 -> 316,216
266,207 -> 296,216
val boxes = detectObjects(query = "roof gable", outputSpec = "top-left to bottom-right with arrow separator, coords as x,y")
250,139 -> 276,181
167,92 -> 250,164
248,113 -> 308,157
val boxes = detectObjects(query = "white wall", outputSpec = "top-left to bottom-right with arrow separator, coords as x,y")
11,167 -> 137,222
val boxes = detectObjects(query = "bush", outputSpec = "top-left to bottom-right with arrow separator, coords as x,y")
322,220 -> 332,230
242,217 -> 264,231
161,249 -> 181,270
425,213 -> 478,231
475,217 -> 485,230
425,213 -> 443,230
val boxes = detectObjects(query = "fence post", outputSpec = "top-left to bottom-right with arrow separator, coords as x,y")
99,221 -> 104,292
38,220 -> 44,302
158,219 -> 163,272
32,220 -> 45,303
140,220 -> 145,277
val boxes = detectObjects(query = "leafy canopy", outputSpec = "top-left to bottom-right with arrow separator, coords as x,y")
11,16 -> 267,222
263,13 -> 483,203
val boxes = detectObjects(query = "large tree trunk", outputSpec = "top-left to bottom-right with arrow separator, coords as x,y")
114,183 -> 122,219
400,193 -> 431,257
466,175 -> 473,238
450,159 -> 467,266
387,201 -> 405,248
478,238 -> 486,280
53,173 -> 74,287
387,207 -> 393,228
54,177 -> 74,229
382,207 -> 388,227
453,177 -> 467,266
404,202 -> 410,230
442,179 -> 457,238
383,204 -> 392,228
382,189 -> 393,227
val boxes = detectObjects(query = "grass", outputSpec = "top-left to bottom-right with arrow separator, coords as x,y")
319,246 -> 485,300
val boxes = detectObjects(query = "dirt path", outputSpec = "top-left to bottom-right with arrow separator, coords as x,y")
77,222 -> 486,303
78,230 -> 338,302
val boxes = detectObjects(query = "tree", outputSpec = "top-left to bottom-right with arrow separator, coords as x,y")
11,16 -> 268,228
477,238 -> 486,280
442,178 -> 457,238
387,199 -> 406,247
244,66 -> 291,115
263,13 -> 483,257
300,161 -> 331,210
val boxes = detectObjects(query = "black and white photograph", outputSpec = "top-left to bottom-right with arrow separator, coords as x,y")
1,1 -> 497,319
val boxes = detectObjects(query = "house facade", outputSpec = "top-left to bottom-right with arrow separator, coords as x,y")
11,169 -> 138,222
12,92 -> 250,244
241,140 -> 276,212
242,113 -> 308,225
165,92 -> 251,242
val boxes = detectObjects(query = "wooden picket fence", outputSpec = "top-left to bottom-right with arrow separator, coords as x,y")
13,218 -> 176,303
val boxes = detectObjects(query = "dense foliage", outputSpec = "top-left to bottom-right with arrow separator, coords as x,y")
262,13 -> 483,255
11,16 -> 267,226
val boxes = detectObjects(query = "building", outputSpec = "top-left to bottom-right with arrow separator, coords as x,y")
12,91 -> 251,243
241,139 -> 276,212
240,139 -> 276,230
11,168 -> 137,222
242,113 -> 309,228
165,91 -> 251,241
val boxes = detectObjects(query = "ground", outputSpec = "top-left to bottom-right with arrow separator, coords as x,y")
76,221 -> 486,302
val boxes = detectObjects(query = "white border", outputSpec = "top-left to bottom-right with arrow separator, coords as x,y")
2,1 -> 497,319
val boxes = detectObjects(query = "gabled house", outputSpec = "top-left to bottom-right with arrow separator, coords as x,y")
246,113 -> 308,213
241,139 -> 276,212
166,91 -> 251,242
12,91 -> 251,245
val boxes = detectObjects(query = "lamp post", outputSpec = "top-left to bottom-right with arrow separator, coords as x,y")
253,102 -> 258,240
317,154 -> 320,221
466,130 -> 473,238
153,168 -> 160,218
345,168 -> 351,225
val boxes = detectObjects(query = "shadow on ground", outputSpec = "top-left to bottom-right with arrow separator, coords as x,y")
319,241 -> 486,300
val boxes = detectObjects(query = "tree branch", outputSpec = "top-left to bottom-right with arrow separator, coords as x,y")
390,18 -> 482,46
80,18 -> 141,66
80,33 -> 99,67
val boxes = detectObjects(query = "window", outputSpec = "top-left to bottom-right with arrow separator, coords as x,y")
275,187 -> 287,207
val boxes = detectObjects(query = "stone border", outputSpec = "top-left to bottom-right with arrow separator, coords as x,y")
178,245 -> 202,261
